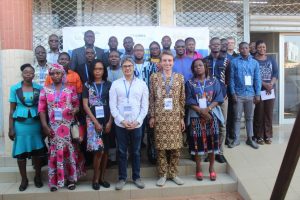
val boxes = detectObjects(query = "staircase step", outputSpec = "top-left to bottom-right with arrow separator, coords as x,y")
0,159 -> 226,183
0,174 -> 237,200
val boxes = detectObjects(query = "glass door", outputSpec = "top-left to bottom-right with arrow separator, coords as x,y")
279,34 -> 300,123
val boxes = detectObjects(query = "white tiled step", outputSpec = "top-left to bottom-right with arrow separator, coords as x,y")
0,174 -> 237,200
0,159 -> 227,183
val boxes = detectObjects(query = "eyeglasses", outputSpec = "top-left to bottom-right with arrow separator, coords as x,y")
122,65 -> 134,68
150,47 -> 160,50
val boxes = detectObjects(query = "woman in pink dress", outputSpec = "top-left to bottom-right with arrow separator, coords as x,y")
38,64 -> 81,191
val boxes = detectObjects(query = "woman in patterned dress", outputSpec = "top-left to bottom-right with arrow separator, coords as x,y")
83,60 -> 112,190
185,58 -> 224,181
38,64 -> 81,191
149,51 -> 185,187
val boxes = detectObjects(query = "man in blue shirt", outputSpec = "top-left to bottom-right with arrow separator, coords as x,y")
173,39 -> 193,83
229,42 -> 261,149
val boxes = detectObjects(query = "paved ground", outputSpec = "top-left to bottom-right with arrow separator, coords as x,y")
141,192 -> 243,200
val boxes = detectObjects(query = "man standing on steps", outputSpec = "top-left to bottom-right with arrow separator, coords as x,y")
33,45 -> 50,87
161,35 -> 172,51
229,42 -> 261,149
173,39 -> 194,83
102,36 -> 123,68
71,30 -> 104,70
46,34 -> 60,65
121,36 -> 134,60
75,47 -> 96,85
110,56 -> 149,190
203,37 -> 230,163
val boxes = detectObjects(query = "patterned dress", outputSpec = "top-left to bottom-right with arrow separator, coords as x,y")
38,85 -> 83,188
82,81 -> 112,152
149,72 -> 185,150
185,78 -> 224,155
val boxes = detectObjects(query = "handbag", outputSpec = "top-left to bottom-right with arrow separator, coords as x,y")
70,117 -> 86,140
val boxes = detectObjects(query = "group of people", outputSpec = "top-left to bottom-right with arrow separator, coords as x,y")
8,30 -> 278,192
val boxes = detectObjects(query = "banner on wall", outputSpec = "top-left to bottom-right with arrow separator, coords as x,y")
63,26 -> 210,58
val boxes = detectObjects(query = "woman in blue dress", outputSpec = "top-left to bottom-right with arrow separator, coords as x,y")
8,64 -> 45,191
185,59 -> 224,181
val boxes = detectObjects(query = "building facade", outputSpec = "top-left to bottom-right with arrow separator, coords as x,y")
1,0 -> 300,155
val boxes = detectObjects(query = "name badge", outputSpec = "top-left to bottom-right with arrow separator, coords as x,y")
245,76 -> 252,86
198,98 -> 207,109
164,98 -> 173,110
95,106 -> 104,119
54,108 -> 63,121
124,105 -> 133,121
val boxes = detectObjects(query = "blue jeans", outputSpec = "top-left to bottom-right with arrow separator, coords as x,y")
233,96 -> 254,142
115,126 -> 142,181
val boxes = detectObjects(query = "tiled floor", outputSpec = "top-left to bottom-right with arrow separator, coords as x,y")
224,124 -> 300,200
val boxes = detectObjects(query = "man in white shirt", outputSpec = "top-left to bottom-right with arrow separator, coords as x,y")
109,56 -> 149,190
46,34 -> 60,65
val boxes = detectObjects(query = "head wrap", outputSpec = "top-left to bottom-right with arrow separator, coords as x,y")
49,63 -> 66,83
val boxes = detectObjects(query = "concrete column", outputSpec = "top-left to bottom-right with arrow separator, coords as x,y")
160,0 -> 175,26
243,0 -> 250,42
0,0 -> 34,156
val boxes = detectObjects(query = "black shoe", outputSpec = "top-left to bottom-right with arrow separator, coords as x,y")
215,154 -> 227,163
34,176 -> 43,188
19,179 -> 28,192
204,157 -> 209,162
92,182 -> 100,190
99,181 -> 110,188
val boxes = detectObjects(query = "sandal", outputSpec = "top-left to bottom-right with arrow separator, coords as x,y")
209,171 -> 217,181
67,183 -> 76,190
196,172 -> 203,181
34,176 -> 43,188
19,179 -> 28,191
257,138 -> 264,145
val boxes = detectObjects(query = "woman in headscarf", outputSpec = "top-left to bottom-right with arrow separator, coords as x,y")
38,64 -> 81,191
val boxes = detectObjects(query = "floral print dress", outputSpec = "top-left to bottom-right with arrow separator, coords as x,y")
38,85 -> 83,188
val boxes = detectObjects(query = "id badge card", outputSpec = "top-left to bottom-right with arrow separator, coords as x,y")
54,108 -> 63,121
245,75 -> 252,86
198,98 -> 207,109
164,98 -> 173,110
123,104 -> 132,120
95,106 -> 104,119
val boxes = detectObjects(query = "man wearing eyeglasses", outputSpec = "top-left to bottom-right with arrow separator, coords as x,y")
47,34 -> 61,65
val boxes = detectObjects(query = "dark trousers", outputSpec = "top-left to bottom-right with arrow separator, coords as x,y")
226,94 -> 235,143
115,126 -> 142,181
253,98 -> 275,139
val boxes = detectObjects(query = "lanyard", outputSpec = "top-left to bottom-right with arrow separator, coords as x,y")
240,59 -> 249,75
39,66 -> 46,82
212,59 -> 216,77
162,72 -> 174,96
52,83 -> 64,105
93,82 -> 103,100
85,64 -> 89,80
123,77 -> 134,103
197,79 -> 206,96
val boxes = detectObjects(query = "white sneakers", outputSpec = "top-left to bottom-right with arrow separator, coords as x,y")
156,176 -> 184,187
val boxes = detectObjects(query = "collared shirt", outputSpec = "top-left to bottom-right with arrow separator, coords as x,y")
107,66 -> 123,82
173,56 -> 194,83
33,63 -> 50,87
47,50 -> 60,65
229,55 -> 262,97
44,69 -> 83,93
203,54 -> 230,97
134,60 -> 157,88
109,77 -> 149,128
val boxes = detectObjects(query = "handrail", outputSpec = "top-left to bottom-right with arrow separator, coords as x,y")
270,109 -> 300,200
